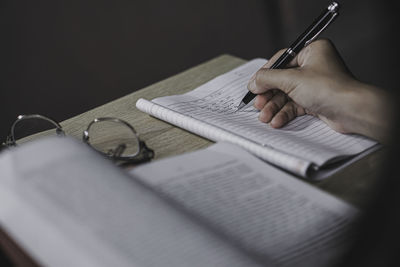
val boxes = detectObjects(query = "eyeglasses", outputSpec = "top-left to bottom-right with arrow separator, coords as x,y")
1,114 -> 154,164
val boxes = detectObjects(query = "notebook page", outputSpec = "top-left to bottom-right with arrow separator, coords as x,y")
137,98 -> 312,177
131,142 -> 358,267
151,59 -> 377,166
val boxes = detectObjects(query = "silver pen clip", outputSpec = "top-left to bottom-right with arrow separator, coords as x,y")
304,12 -> 338,47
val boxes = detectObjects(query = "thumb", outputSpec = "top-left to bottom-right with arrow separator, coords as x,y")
248,68 -> 300,95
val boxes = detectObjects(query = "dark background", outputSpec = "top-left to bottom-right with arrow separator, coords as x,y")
0,0 -> 396,140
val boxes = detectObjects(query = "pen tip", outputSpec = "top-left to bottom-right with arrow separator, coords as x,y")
236,102 -> 246,111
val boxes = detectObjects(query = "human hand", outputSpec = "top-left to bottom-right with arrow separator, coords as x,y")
248,40 -> 396,142
249,39 -> 357,131
248,39 -> 394,142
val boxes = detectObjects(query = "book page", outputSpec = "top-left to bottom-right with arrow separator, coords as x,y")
0,137 -> 262,267
131,142 -> 358,267
150,59 -> 377,167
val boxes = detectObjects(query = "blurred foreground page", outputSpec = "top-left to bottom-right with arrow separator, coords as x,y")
131,142 -> 359,267
0,137 -> 262,267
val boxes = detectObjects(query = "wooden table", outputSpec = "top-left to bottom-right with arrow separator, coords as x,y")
58,54 -> 385,208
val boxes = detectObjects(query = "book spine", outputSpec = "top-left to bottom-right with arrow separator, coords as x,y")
136,98 -> 312,177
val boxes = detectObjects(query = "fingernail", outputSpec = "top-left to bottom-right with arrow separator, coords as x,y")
271,116 -> 279,127
259,109 -> 272,123
258,113 -> 267,123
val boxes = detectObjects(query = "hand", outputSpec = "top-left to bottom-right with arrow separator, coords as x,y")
253,89 -> 306,128
249,50 -> 301,128
248,39 -> 393,142
249,39 -> 354,130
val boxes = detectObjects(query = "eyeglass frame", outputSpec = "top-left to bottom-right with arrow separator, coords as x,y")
2,114 -> 154,164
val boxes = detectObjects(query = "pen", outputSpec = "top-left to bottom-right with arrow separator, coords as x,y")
237,1 -> 340,111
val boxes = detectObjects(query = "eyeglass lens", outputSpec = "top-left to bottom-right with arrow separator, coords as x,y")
86,120 -> 140,158
12,117 -> 62,145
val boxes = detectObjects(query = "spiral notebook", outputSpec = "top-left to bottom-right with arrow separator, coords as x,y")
136,59 -> 378,179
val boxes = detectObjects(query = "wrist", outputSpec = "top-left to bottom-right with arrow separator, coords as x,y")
335,81 -> 394,143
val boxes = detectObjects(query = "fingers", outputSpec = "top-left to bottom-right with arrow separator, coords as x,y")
249,48 -> 298,81
258,91 -> 288,123
254,90 -> 274,110
296,39 -> 350,75
263,48 -> 299,69
297,39 -> 335,66
255,90 -> 306,127
263,49 -> 286,69
248,68 -> 300,95
270,102 -> 306,128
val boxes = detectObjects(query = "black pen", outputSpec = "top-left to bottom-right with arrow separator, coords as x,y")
237,1 -> 340,111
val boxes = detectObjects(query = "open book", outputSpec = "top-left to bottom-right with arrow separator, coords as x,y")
136,59 -> 378,179
0,137 -> 357,267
